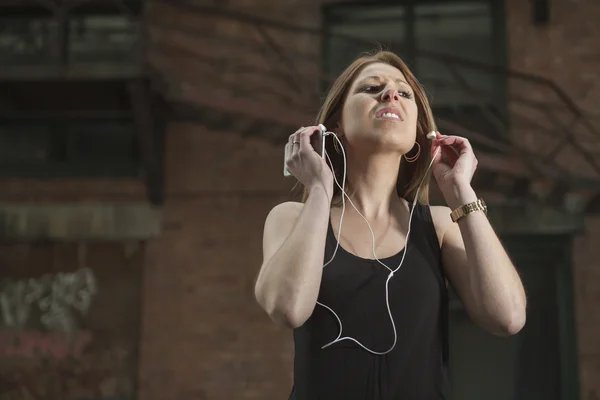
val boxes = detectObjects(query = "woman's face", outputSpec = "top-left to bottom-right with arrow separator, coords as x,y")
339,62 -> 419,154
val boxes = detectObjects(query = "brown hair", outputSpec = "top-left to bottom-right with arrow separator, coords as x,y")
301,50 -> 437,205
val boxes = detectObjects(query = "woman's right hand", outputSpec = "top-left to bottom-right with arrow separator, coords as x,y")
285,126 -> 334,200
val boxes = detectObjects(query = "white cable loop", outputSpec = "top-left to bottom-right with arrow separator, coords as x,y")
317,127 -> 440,355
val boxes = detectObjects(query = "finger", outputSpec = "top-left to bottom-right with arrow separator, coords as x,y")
430,138 -> 444,164
294,126 -> 306,135
432,133 -> 461,166
298,126 -> 320,152
437,135 -> 472,156
284,142 -> 292,161
292,127 -> 312,154
289,126 -> 306,142
290,135 -> 301,155
289,126 -> 305,145
442,145 -> 459,166
431,145 -> 450,176
432,142 -> 457,167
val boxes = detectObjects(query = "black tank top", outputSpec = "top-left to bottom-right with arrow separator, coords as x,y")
290,203 -> 450,400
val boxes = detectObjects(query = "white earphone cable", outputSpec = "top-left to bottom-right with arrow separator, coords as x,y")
316,126 -> 440,355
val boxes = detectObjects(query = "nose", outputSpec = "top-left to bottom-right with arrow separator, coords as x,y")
381,87 -> 400,103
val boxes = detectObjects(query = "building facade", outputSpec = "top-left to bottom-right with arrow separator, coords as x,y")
0,0 -> 599,399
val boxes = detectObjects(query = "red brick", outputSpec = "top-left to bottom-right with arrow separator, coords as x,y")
2,1 -> 599,399
506,0 -> 600,394
137,1 -> 600,398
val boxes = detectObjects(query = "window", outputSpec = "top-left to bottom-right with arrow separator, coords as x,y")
68,15 -> 141,64
0,79 -> 143,179
0,15 -> 61,65
323,0 -> 509,143
413,2 -> 500,108
0,2 -> 147,179
0,118 -> 141,178
0,1 -> 142,67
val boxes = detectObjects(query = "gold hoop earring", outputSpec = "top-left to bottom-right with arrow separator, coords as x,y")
404,142 -> 421,163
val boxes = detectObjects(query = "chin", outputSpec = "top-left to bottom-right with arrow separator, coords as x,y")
375,130 -> 415,149
374,140 -> 414,155
349,127 -> 415,151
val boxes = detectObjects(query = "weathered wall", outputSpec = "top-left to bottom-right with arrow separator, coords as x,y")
0,242 -> 144,400
1,1 -> 598,399
138,125 -> 295,399
139,1 -> 600,399
506,0 -> 600,397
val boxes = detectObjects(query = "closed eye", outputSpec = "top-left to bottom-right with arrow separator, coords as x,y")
359,84 -> 381,93
399,90 -> 413,99
358,84 -> 413,99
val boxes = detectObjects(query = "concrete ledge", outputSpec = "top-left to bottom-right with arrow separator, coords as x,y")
0,203 -> 162,240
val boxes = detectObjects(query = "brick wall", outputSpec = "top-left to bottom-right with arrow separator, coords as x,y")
141,3 -> 327,398
137,1 -> 600,399
0,179 -> 146,203
138,125 -> 296,400
1,1 -> 595,399
0,241 -> 144,400
505,0 -> 600,397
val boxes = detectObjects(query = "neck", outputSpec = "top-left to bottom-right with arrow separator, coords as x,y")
337,151 -> 404,219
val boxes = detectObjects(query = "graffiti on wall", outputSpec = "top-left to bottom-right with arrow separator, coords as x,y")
0,329 -> 92,360
0,267 -> 97,333
0,243 -> 142,400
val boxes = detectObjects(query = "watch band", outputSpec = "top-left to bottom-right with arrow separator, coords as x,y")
450,198 -> 487,223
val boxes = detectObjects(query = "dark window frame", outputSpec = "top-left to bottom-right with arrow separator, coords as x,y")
0,2 -> 145,179
321,0 -> 511,144
0,116 -> 142,179
0,1 -> 144,68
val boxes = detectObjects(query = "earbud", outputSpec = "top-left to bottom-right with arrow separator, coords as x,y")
319,124 -> 328,136
426,131 -> 437,140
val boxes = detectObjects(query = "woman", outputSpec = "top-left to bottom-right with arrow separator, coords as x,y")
254,51 -> 527,399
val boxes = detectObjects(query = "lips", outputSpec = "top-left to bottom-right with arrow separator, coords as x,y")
375,107 -> 403,121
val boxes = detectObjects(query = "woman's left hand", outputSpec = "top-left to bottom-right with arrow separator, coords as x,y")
430,132 -> 478,196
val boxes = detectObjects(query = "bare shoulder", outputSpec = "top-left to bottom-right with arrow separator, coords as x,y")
265,201 -> 304,227
428,205 -> 454,246
262,201 -> 304,261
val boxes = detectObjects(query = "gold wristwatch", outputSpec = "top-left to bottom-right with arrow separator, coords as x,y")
450,198 -> 487,223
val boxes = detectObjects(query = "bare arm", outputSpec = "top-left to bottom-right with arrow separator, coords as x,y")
433,186 -> 527,336
254,186 -> 331,328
